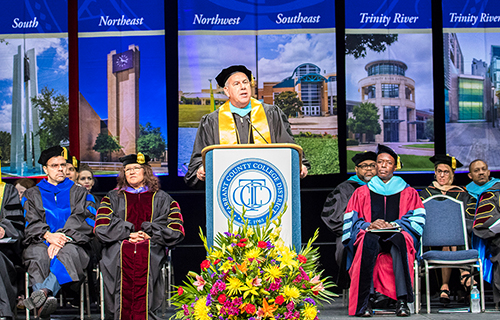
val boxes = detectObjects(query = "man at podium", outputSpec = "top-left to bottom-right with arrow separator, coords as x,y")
185,65 -> 310,188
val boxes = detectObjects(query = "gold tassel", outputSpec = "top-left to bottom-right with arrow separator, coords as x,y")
62,147 -> 68,160
251,74 -> 255,87
397,156 -> 401,170
451,156 -> 456,170
72,156 -> 78,169
137,152 -> 145,164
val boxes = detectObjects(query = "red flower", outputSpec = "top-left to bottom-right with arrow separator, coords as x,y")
298,255 -> 307,263
237,242 -> 246,247
214,259 -> 221,265
275,295 -> 285,305
200,259 -> 211,271
245,303 -> 256,314
313,291 -> 319,296
177,287 -> 183,295
258,241 -> 267,248
218,294 -> 227,304
240,238 -> 248,242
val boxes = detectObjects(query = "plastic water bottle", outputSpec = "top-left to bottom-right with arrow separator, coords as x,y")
470,286 -> 480,313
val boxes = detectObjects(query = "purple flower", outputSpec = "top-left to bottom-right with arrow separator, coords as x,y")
230,243 -> 236,247
224,232 -> 233,237
303,298 -> 315,305
228,256 -> 234,260
206,294 -> 212,306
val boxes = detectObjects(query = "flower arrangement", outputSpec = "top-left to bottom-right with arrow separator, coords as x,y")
171,207 -> 336,320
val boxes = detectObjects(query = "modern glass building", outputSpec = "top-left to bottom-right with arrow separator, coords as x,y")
458,77 -> 484,120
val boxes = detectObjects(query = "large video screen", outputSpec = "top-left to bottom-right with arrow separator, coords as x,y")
345,0 -> 434,172
178,0 -> 338,176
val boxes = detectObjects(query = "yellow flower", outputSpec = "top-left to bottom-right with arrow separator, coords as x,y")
277,247 -> 298,269
245,248 -> 261,260
246,228 -> 254,236
302,303 -> 318,320
283,285 -> 300,301
270,226 -> 282,239
227,276 -> 243,296
212,249 -> 224,259
240,278 -> 260,299
194,296 -> 210,320
263,265 -> 282,282
220,260 -> 232,273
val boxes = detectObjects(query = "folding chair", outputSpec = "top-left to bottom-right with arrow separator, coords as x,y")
25,271 -> 90,320
415,194 -> 484,314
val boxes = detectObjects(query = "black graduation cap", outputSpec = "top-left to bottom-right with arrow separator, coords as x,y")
376,144 -> 402,169
38,146 -> 65,166
351,151 -> 377,166
429,154 -> 463,170
215,65 -> 252,88
119,153 -> 151,166
62,148 -> 80,171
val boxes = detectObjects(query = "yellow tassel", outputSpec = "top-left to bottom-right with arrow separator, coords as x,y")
451,156 -> 456,170
62,147 -> 68,160
397,156 -> 401,170
72,156 -> 78,169
250,74 -> 255,87
137,152 -> 145,164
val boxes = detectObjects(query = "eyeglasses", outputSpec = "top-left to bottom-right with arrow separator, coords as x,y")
46,163 -> 66,169
436,169 -> 451,176
357,164 -> 376,170
125,166 -> 143,174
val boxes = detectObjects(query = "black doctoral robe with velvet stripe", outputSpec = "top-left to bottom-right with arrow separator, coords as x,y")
95,189 -> 185,320
0,183 -> 24,319
184,102 -> 310,188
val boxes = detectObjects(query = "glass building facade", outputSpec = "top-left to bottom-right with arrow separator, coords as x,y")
458,78 -> 483,120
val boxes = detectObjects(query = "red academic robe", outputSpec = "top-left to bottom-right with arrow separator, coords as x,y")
344,181 -> 424,315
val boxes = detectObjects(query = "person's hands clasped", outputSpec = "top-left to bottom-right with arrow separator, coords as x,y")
47,244 -> 62,259
129,231 -> 151,243
196,166 -> 206,181
44,232 -> 68,248
367,219 -> 393,230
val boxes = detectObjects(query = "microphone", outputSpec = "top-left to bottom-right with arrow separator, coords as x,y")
247,118 -> 269,144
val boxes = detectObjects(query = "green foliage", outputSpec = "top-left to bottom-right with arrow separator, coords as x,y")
346,102 -> 381,139
179,104 -> 213,128
0,131 -> 11,162
295,136 -> 339,175
274,91 -> 304,118
346,138 -> 359,146
346,150 -> 434,172
425,117 -> 434,141
345,34 -> 398,59
93,133 -> 122,160
137,122 -> 167,160
180,96 -> 202,105
32,87 -> 69,151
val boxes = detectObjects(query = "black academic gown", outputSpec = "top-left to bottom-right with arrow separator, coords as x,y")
321,178 -> 363,288
0,183 -> 24,318
22,179 -> 94,290
95,189 -> 185,320
184,102 -> 310,188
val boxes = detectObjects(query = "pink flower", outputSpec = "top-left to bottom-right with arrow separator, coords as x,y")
251,277 -> 262,287
193,275 -> 206,291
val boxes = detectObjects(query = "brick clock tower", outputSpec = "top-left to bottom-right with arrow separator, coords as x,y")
107,44 -> 140,157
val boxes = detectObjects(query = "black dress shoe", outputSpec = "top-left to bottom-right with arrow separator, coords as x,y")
396,299 -> 410,317
23,288 -> 50,310
37,296 -> 57,318
356,304 -> 373,317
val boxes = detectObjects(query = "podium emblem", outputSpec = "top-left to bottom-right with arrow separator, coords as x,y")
217,158 -> 287,226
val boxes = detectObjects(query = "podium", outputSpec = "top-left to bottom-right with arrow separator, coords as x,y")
202,143 -> 302,249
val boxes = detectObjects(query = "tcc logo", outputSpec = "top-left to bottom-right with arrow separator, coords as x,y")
232,179 -> 271,211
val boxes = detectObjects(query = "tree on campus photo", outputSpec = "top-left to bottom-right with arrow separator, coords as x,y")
31,87 -> 69,151
137,122 -> 167,161
425,117 -> 434,141
274,91 -> 304,117
93,133 -> 123,162
345,34 -> 398,59
347,102 -> 381,142
0,131 -> 11,162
